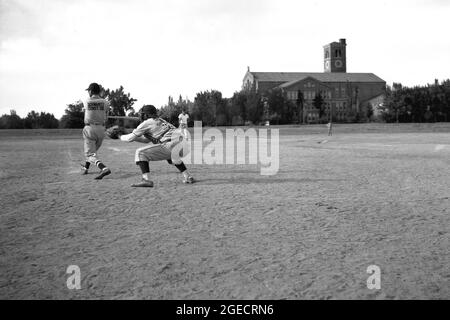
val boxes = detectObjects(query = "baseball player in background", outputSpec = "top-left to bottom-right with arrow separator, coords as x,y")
178,109 -> 189,140
80,82 -> 112,180
327,121 -> 333,136
118,105 -> 194,187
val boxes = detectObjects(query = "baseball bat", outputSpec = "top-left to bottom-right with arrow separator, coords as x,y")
107,116 -> 140,121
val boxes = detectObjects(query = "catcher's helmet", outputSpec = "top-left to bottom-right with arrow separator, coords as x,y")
139,105 -> 157,116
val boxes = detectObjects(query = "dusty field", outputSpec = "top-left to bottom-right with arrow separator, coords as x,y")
0,124 -> 449,300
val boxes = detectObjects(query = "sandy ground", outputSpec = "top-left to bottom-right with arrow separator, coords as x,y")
0,124 -> 449,299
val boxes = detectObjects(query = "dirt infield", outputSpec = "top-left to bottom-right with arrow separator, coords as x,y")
0,124 -> 449,299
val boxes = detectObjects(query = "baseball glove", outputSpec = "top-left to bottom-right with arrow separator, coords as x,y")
106,125 -> 125,139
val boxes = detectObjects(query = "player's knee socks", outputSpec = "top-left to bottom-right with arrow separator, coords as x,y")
95,161 -> 106,170
174,162 -> 187,173
136,161 -> 150,173
136,161 -> 151,181
84,162 -> 90,169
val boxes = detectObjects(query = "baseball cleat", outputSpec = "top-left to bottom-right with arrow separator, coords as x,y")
81,165 -> 89,175
131,179 -> 154,188
94,168 -> 111,180
182,175 -> 195,184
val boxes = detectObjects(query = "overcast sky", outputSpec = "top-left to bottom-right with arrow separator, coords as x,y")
1,0 -> 449,118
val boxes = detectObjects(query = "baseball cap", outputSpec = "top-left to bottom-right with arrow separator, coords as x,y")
86,83 -> 101,93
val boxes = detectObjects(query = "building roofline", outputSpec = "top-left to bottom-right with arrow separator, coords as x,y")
249,71 -> 386,83
278,76 -> 334,90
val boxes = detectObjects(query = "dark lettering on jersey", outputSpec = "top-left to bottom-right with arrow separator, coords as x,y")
143,118 -> 174,142
158,119 -> 175,136
87,102 -> 105,111
156,118 -> 175,130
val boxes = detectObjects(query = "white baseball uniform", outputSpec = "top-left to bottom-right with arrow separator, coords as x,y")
81,95 -> 110,164
120,117 -> 185,164
178,113 -> 189,137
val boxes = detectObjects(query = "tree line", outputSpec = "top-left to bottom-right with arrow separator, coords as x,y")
149,79 -> 450,126
380,80 -> 450,123
2,79 -> 450,129
0,110 -> 59,129
0,85 -> 138,129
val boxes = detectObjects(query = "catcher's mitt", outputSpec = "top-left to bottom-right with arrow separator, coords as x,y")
106,125 -> 125,139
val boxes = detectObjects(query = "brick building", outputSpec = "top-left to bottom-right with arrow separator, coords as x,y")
242,39 -> 386,123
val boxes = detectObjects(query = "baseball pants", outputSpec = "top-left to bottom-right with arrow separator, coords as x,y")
135,141 -> 188,165
83,124 -> 105,164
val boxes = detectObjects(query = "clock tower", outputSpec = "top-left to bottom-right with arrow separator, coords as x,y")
324,38 -> 347,73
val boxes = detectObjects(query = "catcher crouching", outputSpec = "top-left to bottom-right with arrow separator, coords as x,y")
107,105 -> 194,187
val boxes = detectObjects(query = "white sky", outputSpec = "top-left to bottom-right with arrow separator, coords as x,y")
0,0 -> 449,118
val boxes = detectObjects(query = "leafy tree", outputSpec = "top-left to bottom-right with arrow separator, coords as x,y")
229,91 -> 248,125
216,97 -> 228,126
381,84 -> 404,123
24,110 -> 39,129
366,103 -> 374,121
230,91 -> 247,122
266,88 -> 294,124
192,90 -> 224,126
296,90 -> 304,124
60,103 -> 84,128
424,105 -> 433,122
159,95 -> 179,124
228,89 -> 263,125
409,87 -> 426,122
104,86 -> 137,116
266,89 -> 285,124
313,93 -> 325,120
378,80 -> 450,123
0,110 -> 24,129
245,88 -> 263,124
41,112 -> 59,128
103,86 -> 137,127
353,110 -> 366,123
24,111 -> 59,129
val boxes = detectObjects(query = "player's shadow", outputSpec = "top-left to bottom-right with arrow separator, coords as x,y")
107,173 -> 138,179
196,177 -> 343,186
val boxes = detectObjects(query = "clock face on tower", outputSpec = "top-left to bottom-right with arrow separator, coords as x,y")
334,60 -> 343,68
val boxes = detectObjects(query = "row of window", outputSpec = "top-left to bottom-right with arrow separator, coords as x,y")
306,112 -> 348,121
335,87 -> 346,96
304,91 -> 317,100
303,102 -> 347,112
286,88 -> 346,100
332,102 -> 347,111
